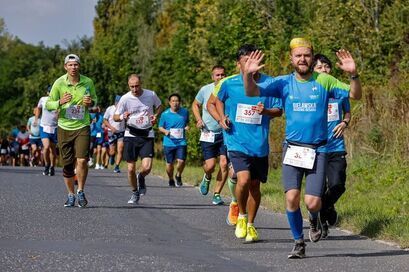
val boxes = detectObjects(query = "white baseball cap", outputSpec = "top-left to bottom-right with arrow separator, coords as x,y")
64,54 -> 80,64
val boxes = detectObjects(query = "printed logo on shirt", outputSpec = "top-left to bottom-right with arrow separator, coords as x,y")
293,103 -> 317,112
309,95 -> 319,100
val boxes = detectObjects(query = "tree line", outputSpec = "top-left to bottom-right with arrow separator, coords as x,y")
1,0 -> 408,163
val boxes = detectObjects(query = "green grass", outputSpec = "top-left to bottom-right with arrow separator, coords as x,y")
148,156 -> 409,249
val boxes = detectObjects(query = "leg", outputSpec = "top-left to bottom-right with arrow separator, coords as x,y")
247,180 -> 261,224
213,155 -> 228,194
76,158 -> 88,191
127,160 -> 137,190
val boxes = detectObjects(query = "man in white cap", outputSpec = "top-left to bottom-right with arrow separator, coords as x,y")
46,54 -> 97,208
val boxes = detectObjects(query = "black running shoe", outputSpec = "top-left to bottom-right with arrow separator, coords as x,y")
288,239 -> 306,259
49,166 -> 55,176
43,166 -> 50,176
169,179 -> 175,187
175,175 -> 183,187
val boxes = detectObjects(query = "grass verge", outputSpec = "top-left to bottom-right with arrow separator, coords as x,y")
148,156 -> 408,249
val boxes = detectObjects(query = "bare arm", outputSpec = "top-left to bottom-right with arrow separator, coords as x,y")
335,49 -> 362,100
256,102 -> 283,118
103,119 -> 117,133
191,99 -> 204,128
158,126 -> 169,136
333,111 -> 351,138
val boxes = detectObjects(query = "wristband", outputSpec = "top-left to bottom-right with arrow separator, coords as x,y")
350,74 -> 359,80
342,120 -> 349,127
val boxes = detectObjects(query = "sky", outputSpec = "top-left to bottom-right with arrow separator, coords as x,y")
0,0 -> 99,47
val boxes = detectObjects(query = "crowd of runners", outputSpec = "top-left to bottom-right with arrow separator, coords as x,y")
0,37 -> 362,259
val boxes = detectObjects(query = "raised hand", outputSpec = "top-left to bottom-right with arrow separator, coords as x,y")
336,49 -> 357,75
243,50 -> 265,75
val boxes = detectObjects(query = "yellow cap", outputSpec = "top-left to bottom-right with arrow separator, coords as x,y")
289,38 -> 313,50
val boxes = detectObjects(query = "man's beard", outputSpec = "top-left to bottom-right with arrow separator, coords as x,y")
294,64 -> 312,76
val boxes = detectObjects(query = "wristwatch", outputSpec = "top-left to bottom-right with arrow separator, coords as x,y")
350,74 -> 360,80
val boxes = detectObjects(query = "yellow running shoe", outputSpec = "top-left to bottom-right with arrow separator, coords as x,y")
226,202 -> 239,226
235,217 -> 247,238
245,225 -> 259,242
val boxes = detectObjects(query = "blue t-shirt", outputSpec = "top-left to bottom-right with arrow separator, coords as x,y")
214,74 -> 282,157
159,107 -> 189,147
90,112 -> 104,137
258,72 -> 350,147
323,97 -> 350,153
195,82 -> 222,133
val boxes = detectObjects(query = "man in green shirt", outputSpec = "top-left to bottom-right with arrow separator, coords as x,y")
46,54 -> 97,208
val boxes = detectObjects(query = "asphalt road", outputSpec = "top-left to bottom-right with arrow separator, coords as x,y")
0,166 -> 408,272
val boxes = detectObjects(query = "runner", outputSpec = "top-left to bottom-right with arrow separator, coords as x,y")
46,53 -> 97,208
210,44 -> 282,242
16,125 -> 30,166
103,95 -> 125,173
114,74 -> 163,203
242,38 -> 362,258
36,86 -> 59,176
159,93 -> 189,187
27,107 -> 42,167
313,53 -> 351,238
192,65 -> 229,204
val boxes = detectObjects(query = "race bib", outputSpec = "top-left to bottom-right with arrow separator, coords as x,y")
96,132 -> 102,138
235,103 -> 262,125
128,115 -> 150,129
328,102 -> 340,122
200,130 -> 215,143
283,145 -> 316,170
43,125 -> 56,134
169,128 -> 184,139
65,105 -> 85,120
21,144 -> 29,150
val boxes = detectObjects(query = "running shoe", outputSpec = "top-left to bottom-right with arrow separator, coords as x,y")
235,217 -> 247,239
326,207 -> 339,226
64,194 -> 76,207
114,165 -> 121,173
169,179 -> 175,187
212,194 -> 224,205
49,166 -> 55,176
175,175 -> 183,187
245,225 -> 259,242
288,239 -> 306,259
88,158 -> 93,167
127,191 -> 140,204
138,173 -> 146,195
199,174 -> 210,195
322,222 -> 329,239
308,212 -> 323,243
77,191 -> 88,208
226,202 -> 239,226
43,166 -> 50,176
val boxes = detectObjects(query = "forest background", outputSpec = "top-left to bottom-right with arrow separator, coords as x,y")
0,0 -> 408,247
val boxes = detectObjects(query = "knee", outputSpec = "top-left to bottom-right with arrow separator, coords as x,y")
305,197 -> 321,212
77,158 -> 87,165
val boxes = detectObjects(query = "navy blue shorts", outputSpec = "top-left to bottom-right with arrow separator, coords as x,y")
29,138 -> 42,147
40,126 -> 58,143
228,151 -> 268,183
164,145 -> 187,164
200,133 -> 227,161
282,143 -> 327,197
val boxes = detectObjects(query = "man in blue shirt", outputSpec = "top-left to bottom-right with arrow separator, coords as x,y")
313,54 -> 351,238
192,65 -> 229,205
242,38 -> 362,258
209,44 -> 282,243
159,93 -> 189,187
